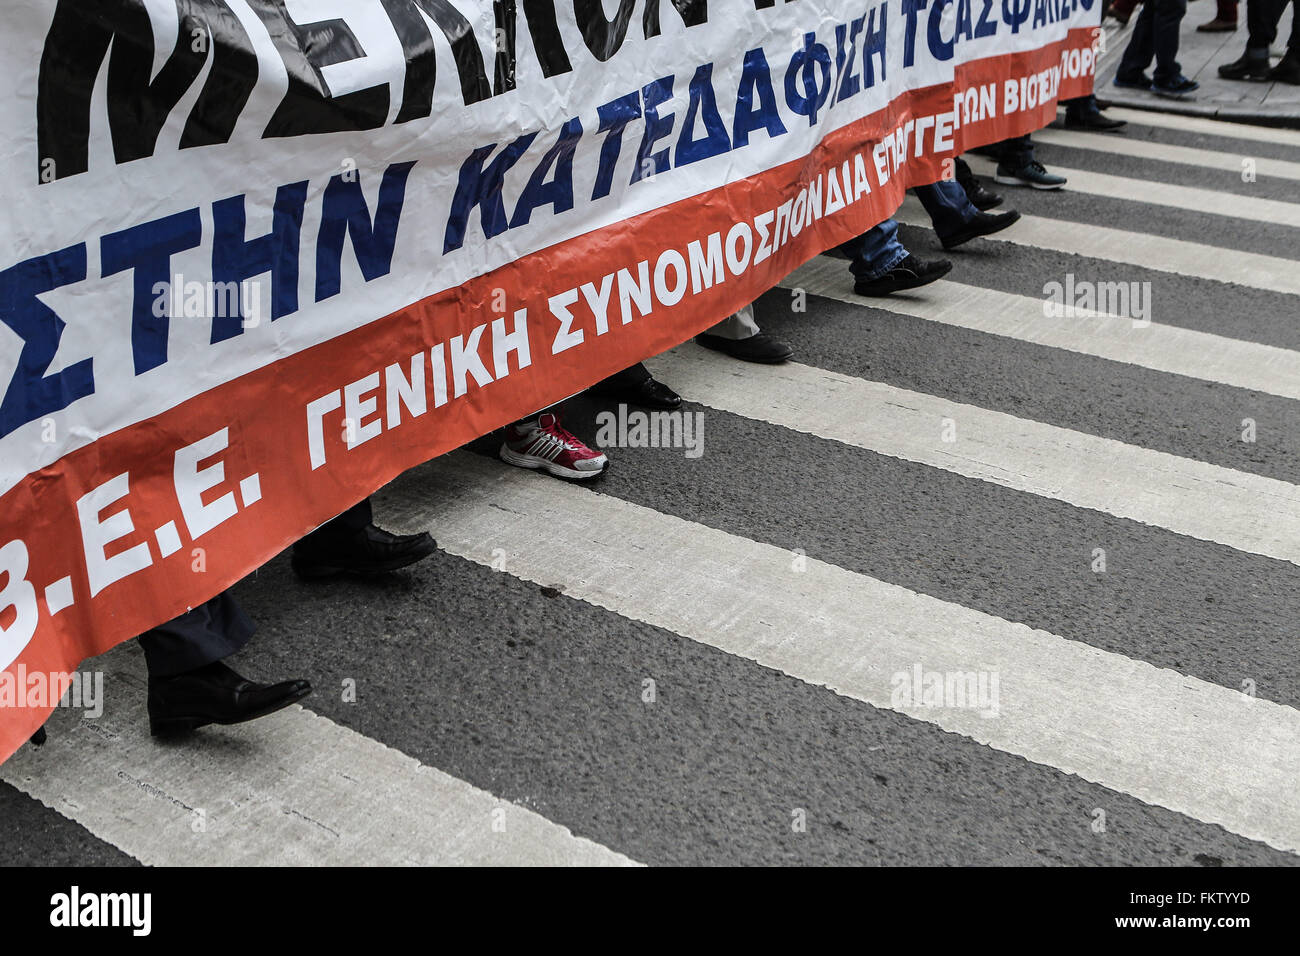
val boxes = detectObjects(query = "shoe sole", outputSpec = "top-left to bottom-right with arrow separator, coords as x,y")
149,685 -> 313,737
994,175 -> 1065,190
499,445 -> 609,481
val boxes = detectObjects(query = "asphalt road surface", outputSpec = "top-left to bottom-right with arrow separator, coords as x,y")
5,107 -> 1300,867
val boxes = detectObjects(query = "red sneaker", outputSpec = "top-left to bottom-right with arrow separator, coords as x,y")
499,412 -> 609,480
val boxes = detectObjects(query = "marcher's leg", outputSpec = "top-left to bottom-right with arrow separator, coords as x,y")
707,306 -> 762,340
849,219 -> 908,282
292,497 -> 435,579
994,136 -> 1067,189
697,303 -> 795,363
139,591 -> 254,677
589,361 -> 682,409
849,219 -> 953,297
954,157 -> 1004,210
1064,94 -> 1128,130
914,181 -> 976,237
141,592 -> 312,737
917,179 -> 1022,250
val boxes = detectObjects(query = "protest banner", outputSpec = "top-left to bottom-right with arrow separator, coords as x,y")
0,0 -> 1097,759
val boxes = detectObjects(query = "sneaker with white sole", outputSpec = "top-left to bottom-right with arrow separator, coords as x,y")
499,412 -> 609,480
995,160 -> 1066,190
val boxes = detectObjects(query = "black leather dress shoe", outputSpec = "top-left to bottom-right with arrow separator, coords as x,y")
292,524 -> 436,579
959,176 -> 1003,211
148,661 -> 312,736
695,331 -> 794,363
1268,54 -> 1300,84
938,209 -> 1021,250
1064,109 -> 1127,131
589,375 -> 682,409
854,255 -> 952,296
1219,54 -> 1271,80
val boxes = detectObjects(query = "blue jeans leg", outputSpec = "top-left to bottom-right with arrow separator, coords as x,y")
846,218 -> 907,281
914,179 -> 979,240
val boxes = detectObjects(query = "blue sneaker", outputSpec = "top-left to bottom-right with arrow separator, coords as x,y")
1152,75 -> 1200,97
1113,72 -> 1153,89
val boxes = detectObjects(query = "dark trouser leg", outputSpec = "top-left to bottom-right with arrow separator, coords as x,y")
954,156 -> 975,189
1152,0 -> 1189,83
1246,0 -> 1282,49
139,591 -> 254,678
999,135 -> 1034,169
596,362 -> 652,390
294,498 -> 373,553
1118,2 -> 1159,77
914,180 -> 979,236
847,218 -> 908,282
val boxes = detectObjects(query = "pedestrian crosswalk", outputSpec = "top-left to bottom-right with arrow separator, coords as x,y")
4,107 -> 1300,866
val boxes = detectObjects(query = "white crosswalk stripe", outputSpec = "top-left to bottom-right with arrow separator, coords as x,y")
647,347 -> 1300,567
965,155 -> 1300,228
1101,106 -> 1300,147
1034,127 -> 1300,182
779,261 -> 1300,401
7,110 -> 1300,866
896,198 -> 1300,296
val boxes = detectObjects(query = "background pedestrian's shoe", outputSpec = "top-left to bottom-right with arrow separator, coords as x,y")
148,662 -> 312,736
854,255 -> 952,296
292,525 -> 436,579
939,210 -> 1021,250
1219,54 -> 1271,80
1113,72 -> 1153,89
500,413 -> 609,481
1267,53 -> 1300,84
696,332 -> 794,364
1197,18 -> 1237,31
995,160 -> 1066,190
1152,75 -> 1200,98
